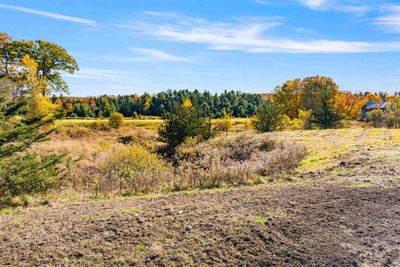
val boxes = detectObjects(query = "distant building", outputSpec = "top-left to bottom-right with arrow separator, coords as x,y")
361,102 -> 390,120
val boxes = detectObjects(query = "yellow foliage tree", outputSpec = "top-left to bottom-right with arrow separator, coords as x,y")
182,98 -> 193,109
20,55 -> 55,118
364,93 -> 382,103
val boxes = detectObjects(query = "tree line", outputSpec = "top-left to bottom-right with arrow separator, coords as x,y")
51,89 -> 395,120
51,90 -> 262,118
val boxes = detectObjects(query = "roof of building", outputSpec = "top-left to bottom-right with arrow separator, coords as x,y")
363,102 -> 389,110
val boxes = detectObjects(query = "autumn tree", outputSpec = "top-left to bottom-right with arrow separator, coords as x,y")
0,38 -> 78,96
273,76 -> 342,129
0,33 -> 10,46
336,92 -> 364,119
30,40 -> 78,95
364,93 -> 382,103
274,78 -> 303,119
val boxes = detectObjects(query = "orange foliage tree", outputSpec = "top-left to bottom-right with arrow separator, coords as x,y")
336,92 -> 365,119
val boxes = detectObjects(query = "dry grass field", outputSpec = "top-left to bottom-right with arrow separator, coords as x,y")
57,117 -> 251,132
0,127 -> 399,266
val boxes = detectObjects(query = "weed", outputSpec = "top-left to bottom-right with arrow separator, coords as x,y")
134,243 -> 146,253
120,207 -> 138,215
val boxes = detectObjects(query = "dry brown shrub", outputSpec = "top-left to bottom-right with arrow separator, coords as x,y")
33,128 -> 305,197
173,132 -> 306,189
86,145 -> 174,195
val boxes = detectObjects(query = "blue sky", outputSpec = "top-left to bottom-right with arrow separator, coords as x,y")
1,0 -> 400,95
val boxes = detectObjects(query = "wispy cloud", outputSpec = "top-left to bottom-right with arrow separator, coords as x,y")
66,67 -> 137,81
293,0 -> 372,14
0,4 -> 96,25
374,5 -> 400,33
131,48 -> 189,62
119,12 -> 400,53
295,0 -> 327,9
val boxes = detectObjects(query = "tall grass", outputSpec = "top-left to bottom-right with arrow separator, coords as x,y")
33,128 -> 306,197
173,133 -> 307,189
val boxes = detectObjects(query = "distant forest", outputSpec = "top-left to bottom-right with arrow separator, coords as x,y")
51,90 -> 263,118
51,89 -> 397,118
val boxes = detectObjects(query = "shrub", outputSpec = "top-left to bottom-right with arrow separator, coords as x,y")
367,109 -> 384,128
214,110 -> 233,134
117,132 -> 159,151
384,97 -> 400,128
63,126 -> 90,139
173,132 -> 306,189
91,118 -> 108,130
284,109 -> 314,130
93,145 -> 173,195
109,112 -> 124,129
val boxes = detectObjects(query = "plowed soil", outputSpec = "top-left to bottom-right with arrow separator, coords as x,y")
0,184 -> 399,266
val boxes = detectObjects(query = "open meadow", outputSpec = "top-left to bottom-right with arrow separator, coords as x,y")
57,117 -> 252,132
0,126 -> 399,266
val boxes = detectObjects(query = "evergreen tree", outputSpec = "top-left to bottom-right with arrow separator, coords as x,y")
0,81 -> 68,200
252,100 -> 283,133
313,84 -> 342,129
158,101 -> 215,154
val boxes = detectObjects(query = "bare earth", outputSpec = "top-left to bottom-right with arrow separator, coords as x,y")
1,128 -> 400,266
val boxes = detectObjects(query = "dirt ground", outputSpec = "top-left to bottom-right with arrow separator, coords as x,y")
0,185 -> 399,266
1,128 -> 400,266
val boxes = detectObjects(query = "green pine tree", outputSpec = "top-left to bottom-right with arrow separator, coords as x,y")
0,84 -> 69,203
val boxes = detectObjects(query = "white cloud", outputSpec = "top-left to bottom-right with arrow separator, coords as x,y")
0,4 -> 96,25
296,0 -> 328,8
374,5 -> 400,33
292,0 -> 372,14
119,13 -> 400,53
131,48 -> 189,62
66,67 -> 137,81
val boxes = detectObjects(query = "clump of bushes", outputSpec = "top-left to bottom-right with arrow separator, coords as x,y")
73,131 -> 306,196
88,145 -> 173,195
366,98 -> 400,128
62,125 -> 91,139
173,132 -> 307,189
109,112 -> 124,129
91,118 -> 109,130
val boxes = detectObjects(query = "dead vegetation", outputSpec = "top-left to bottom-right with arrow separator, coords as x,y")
32,126 -> 306,197
174,133 -> 306,189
